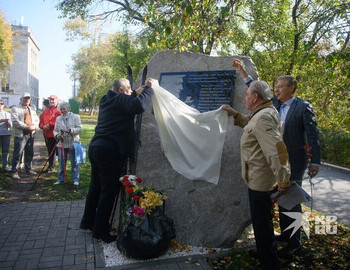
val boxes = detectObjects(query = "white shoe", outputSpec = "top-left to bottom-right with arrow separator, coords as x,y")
11,172 -> 20,179
73,182 -> 79,186
4,167 -> 12,172
53,181 -> 62,185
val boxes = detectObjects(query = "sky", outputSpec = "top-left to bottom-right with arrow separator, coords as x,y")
0,0 -> 123,101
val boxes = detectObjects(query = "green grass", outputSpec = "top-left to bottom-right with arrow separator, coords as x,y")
79,112 -> 98,122
0,120 -> 97,202
29,122 -> 97,201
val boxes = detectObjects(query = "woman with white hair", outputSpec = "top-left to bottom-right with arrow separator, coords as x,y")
53,102 -> 82,186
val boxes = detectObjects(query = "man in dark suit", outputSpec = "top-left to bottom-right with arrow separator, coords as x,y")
80,77 -> 155,243
232,58 -> 320,258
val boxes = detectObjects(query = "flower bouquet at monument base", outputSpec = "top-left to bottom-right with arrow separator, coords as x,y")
116,175 -> 176,260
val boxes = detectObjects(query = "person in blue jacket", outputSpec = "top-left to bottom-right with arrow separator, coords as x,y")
232,58 -> 320,258
80,77 -> 155,243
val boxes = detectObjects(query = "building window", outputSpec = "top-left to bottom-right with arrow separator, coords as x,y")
1,83 -> 10,93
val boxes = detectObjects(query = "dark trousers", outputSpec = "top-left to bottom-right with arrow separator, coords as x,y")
81,146 -> 126,238
12,134 -> 34,172
44,136 -> 57,169
278,179 -> 303,248
249,188 -> 279,270
0,135 -> 11,168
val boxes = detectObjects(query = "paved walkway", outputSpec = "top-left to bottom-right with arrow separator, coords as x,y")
0,128 -> 215,269
303,163 -> 350,226
0,200 -> 213,270
0,162 -> 349,269
2,121 -> 348,268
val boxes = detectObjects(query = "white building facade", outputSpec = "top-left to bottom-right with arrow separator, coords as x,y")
1,24 -> 40,109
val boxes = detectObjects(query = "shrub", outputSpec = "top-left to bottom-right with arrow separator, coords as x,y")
319,128 -> 350,168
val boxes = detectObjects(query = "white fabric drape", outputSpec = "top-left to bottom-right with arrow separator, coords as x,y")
151,83 -> 228,185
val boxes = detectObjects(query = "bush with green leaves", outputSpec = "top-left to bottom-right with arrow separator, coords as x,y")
319,129 -> 350,168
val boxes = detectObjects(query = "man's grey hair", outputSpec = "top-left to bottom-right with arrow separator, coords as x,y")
112,78 -> 129,92
278,75 -> 297,92
250,80 -> 271,102
58,101 -> 70,110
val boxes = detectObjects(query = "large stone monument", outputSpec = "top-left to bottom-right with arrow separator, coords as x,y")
133,50 -> 258,248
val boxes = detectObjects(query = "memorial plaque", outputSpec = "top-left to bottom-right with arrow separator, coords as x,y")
159,70 -> 236,112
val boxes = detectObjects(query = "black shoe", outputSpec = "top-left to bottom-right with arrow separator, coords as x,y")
26,170 -> 37,175
248,249 -> 259,259
43,167 -> 54,173
275,234 -> 289,242
79,222 -> 93,231
277,244 -> 301,258
94,234 -> 117,243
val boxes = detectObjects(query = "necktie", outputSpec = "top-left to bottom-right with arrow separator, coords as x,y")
24,107 -> 32,126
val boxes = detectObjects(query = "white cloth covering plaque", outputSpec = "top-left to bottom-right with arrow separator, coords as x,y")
151,82 -> 228,185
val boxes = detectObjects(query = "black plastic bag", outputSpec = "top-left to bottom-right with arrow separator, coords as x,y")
116,206 -> 176,260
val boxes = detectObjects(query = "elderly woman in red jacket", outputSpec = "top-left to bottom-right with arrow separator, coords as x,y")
39,95 -> 61,172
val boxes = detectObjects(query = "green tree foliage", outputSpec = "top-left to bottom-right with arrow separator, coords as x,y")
55,0 -> 244,54
111,32 -> 160,83
64,17 -> 91,41
57,0 -> 350,164
0,12 -> 14,86
69,29 -> 159,115
228,0 -> 350,134
71,39 -> 115,116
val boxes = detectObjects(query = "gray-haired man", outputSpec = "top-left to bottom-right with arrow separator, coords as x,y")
11,92 -> 39,179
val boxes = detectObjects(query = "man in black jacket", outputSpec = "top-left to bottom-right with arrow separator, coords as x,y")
232,59 -> 320,258
80,77 -> 155,243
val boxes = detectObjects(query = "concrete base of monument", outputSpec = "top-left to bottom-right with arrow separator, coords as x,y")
101,225 -> 255,267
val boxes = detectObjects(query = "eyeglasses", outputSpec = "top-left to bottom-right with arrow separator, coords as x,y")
276,84 -> 291,89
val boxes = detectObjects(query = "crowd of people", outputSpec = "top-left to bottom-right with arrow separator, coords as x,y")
0,58 -> 320,269
0,92 -> 82,186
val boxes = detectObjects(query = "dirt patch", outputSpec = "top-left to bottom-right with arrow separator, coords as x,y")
0,130 -> 57,203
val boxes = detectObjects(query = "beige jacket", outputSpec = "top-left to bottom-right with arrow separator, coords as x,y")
234,101 -> 291,192
11,104 -> 39,138
53,112 -> 82,149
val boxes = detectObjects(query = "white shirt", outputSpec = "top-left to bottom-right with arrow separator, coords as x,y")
0,111 -> 12,136
280,97 -> 295,129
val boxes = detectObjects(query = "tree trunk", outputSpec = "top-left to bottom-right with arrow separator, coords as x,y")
89,91 -> 97,116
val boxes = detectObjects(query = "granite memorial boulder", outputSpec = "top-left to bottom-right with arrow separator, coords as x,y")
131,50 -> 258,248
